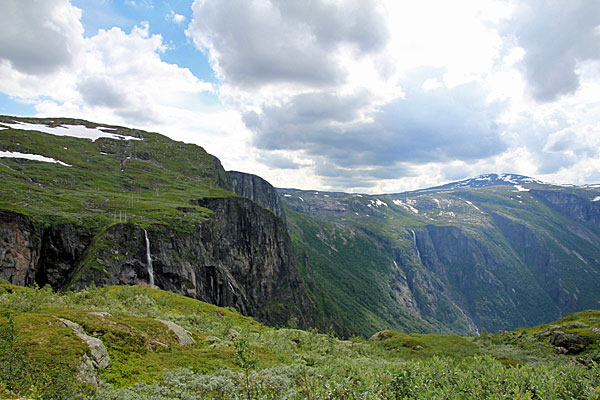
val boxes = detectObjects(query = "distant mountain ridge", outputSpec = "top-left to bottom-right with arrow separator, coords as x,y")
412,173 -> 544,192
1,115 -> 600,339
278,174 -> 600,337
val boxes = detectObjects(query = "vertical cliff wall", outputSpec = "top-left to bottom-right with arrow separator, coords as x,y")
0,198 -> 313,328
227,171 -> 287,224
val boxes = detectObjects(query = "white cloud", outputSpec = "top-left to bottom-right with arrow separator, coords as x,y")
187,0 -> 388,100
502,0 -> 600,102
166,10 -> 186,24
0,0 -> 84,75
0,8 -> 214,125
1,0 -> 600,193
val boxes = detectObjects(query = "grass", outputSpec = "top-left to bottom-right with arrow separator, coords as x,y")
0,117 -> 235,235
0,284 -> 598,399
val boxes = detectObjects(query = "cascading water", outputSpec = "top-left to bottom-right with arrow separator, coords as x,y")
410,229 -> 422,265
143,229 -> 155,287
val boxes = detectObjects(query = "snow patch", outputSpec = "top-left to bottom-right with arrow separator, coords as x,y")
592,196 -> 600,202
393,199 -> 419,214
298,196 -> 304,202
464,200 -> 484,213
2,122 -> 141,142
368,199 -> 388,208
514,185 -> 530,192
0,150 -> 71,166
283,194 -> 292,197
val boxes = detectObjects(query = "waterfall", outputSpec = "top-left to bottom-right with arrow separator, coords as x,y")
410,229 -> 422,265
143,229 -> 155,287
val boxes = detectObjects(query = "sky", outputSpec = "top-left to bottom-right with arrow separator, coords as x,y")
0,0 -> 599,193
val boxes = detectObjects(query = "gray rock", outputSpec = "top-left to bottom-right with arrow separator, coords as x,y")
57,318 -> 110,385
548,331 -> 589,354
89,311 -> 111,318
228,171 -> 287,224
157,319 -> 196,346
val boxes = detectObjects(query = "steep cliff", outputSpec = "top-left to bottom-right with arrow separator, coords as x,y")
228,171 -> 287,224
280,178 -> 600,336
0,116 -> 313,328
75,197 -> 311,326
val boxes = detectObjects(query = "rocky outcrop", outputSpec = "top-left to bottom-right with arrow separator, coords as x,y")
228,171 -> 286,224
549,331 -> 589,354
57,317 -> 110,384
76,196 -> 313,326
0,211 -> 40,286
408,224 -> 559,332
0,197 -> 313,328
157,319 -> 196,346
530,190 -> 600,226
211,156 -> 233,191
37,223 -> 92,288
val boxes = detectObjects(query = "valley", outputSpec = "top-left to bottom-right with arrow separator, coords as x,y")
0,116 -> 599,398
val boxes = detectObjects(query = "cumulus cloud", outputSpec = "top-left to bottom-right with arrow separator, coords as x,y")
0,0 -> 84,75
166,10 -> 186,24
245,76 -> 506,185
505,0 -> 600,101
0,11 -> 213,126
187,0 -> 388,89
256,151 -> 305,169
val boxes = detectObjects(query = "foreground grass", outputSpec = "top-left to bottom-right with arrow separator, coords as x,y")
0,284 -> 599,399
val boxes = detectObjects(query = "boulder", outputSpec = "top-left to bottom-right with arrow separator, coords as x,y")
548,331 -> 589,354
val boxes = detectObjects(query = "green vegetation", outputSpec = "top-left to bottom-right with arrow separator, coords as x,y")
0,117 -> 235,234
0,284 -> 598,399
281,182 -> 600,336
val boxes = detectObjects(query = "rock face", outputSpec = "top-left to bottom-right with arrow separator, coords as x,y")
228,171 -> 287,224
78,197 -> 311,326
530,189 -> 600,226
279,182 -> 600,336
0,211 -> 40,286
157,319 -> 196,346
0,198 -> 313,328
549,331 -> 589,354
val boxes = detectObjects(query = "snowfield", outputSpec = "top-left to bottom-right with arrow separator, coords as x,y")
0,150 -> 71,166
1,122 -> 141,142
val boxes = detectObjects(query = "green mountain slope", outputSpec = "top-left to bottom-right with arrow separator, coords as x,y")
0,115 -> 231,231
1,284 -> 599,399
0,116 -> 313,329
280,175 -> 600,336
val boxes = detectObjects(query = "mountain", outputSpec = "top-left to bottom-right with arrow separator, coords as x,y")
0,115 -> 313,328
1,115 -> 600,340
279,175 -> 600,337
411,173 -> 543,192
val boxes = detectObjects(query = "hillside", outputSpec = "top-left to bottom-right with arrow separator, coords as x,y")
2,115 -> 600,341
0,115 -> 313,328
280,174 -> 600,336
1,284 -> 599,399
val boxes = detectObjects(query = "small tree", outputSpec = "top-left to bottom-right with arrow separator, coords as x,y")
234,334 -> 257,400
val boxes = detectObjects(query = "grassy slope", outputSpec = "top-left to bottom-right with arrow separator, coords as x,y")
0,116 -> 235,233
0,284 -> 598,399
282,185 -> 600,336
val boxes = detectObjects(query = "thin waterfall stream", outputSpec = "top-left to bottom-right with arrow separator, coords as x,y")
144,229 -> 155,286
410,229 -> 422,265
